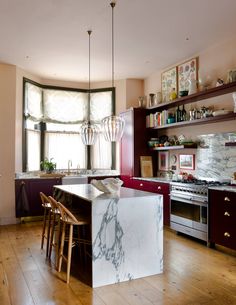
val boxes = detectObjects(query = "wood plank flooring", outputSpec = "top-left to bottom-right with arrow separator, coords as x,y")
0,221 -> 235,305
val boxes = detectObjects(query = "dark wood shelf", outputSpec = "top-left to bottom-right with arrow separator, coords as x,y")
225,142 -> 236,146
152,144 -> 197,151
146,81 -> 236,112
150,113 -> 236,130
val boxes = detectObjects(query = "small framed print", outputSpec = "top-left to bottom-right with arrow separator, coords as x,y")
179,154 -> 195,170
161,66 -> 177,103
158,151 -> 169,171
177,57 -> 198,93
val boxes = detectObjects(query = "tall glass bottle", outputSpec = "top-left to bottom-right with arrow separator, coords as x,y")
175,105 -> 181,122
181,105 -> 187,121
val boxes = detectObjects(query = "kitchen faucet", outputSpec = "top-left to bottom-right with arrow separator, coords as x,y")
68,160 -> 72,175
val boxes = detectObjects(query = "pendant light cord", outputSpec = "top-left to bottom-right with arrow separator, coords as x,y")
87,30 -> 92,119
110,2 -> 115,88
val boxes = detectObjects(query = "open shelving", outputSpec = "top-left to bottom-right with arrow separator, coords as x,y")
146,80 -> 236,112
150,112 -> 236,130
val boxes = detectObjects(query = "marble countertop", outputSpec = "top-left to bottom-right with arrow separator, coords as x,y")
54,184 -> 160,202
132,177 -> 172,183
208,185 -> 236,192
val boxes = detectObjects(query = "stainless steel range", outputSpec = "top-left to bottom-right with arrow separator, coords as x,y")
170,180 -> 226,242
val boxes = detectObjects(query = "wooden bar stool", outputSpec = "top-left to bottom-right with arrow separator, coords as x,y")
48,196 -> 61,267
48,196 -> 91,284
40,192 -> 52,258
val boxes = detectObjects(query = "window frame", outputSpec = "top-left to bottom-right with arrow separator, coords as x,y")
22,77 -> 116,171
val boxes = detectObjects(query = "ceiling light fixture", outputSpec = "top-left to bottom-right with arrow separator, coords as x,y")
81,30 -> 98,146
102,1 -> 125,142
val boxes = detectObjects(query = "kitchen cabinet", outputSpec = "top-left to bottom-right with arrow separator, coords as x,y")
208,189 -> 236,250
121,176 -> 170,226
120,108 -> 155,177
147,80 -> 236,130
15,178 -> 62,217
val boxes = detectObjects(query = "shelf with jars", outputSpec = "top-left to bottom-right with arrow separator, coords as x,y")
146,80 -> 236,130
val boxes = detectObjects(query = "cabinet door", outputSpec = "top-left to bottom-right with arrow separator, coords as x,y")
15,178 -> 61,217
120,108 -> 152,177
209,190 -> 236,250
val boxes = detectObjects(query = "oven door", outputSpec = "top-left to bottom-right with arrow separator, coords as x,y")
170,194 -> 207,233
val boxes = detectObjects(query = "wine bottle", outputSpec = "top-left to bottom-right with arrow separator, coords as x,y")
181,105 -> 187,121
175,105 -> 181,122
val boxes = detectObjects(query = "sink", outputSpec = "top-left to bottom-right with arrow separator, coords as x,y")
62,175 -> 88,185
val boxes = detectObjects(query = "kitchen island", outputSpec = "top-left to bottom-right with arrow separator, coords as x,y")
54,184 -> 163,287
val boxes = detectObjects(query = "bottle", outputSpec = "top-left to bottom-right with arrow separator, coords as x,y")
175,105 -> 181,122
181,105 -> 187,121
170,88 -> 177,101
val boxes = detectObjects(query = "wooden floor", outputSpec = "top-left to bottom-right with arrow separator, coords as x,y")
0,222 -> 235,305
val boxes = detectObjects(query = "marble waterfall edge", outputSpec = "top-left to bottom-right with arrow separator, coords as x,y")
92,193 -> 163,287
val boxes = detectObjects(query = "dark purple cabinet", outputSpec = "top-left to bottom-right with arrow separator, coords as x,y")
120,108 -> 154,177
209,189 -> 236,250
15,178 -> 62,217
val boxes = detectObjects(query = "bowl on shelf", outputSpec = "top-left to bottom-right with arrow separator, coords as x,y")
179,90 -> 189,97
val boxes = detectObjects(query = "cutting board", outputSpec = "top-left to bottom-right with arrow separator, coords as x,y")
140,156 -> 153,177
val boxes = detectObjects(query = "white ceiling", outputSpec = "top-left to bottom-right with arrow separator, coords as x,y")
1,0 -> 236,83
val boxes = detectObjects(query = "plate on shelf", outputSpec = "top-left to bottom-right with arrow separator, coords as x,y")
212,110 -> 233,116
178,135 -> 185,143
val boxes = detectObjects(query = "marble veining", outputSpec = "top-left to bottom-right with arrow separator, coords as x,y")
93,197 -> 125,271
197,132 -> 236,179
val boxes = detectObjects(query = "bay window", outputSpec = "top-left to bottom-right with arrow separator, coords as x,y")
23,78 -> 115,172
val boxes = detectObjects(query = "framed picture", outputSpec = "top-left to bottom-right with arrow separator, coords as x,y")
179,154 -> 195,170
158,151 -> 169,171
177,57 -> 198,93
161,66 -> 177,103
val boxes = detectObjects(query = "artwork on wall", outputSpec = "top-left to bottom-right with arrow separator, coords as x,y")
158,151 -> 169,171
177,57 -> 198,93
161,66 -> 177,103
179,154 -> 195,170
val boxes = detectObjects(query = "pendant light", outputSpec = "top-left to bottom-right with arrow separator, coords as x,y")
81,30 -> 98,145
102,1 -> 125,142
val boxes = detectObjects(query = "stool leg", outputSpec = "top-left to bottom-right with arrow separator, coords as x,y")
66,224 -> 73,284
46,209 -> 52,258
41,207 -> 47,250
48,210 -> 55,261
58,222 -> 66,273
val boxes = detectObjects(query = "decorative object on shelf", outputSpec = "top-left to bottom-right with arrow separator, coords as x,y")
179,90 -> 189,97
140,156 -> 153,177
169,88 -> 177,100
179,154 -> 195,170
188,79 -> 198,95
227,68 -> 236,83
81,30 -> 98,145
102,1 -> 125,142
216,78 -> 224,87
158,151 -> 169,171
161,66 -> 177,103
40,158 -> 56,173
149,93 -> 156,107
170,154 -> 177,165
233,92 -> 236,113
177,57 -> 198,93
138,96 -> 146,108
156,92 -> 162,104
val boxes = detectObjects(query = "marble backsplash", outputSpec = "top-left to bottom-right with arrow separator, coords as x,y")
196,132 -> 236,180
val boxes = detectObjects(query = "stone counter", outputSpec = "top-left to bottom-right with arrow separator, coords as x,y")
54,184 -> 163,287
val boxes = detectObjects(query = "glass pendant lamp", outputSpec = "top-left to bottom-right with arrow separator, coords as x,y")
81,30 -> 98,145
102,1 -> 125,142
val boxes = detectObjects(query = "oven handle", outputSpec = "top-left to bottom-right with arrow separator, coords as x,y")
170,195 -> 207,206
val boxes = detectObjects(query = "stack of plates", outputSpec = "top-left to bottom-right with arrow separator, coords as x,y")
212,110 -> 233,116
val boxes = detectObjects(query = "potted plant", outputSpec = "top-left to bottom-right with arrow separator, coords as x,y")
40,158 -> 56,173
